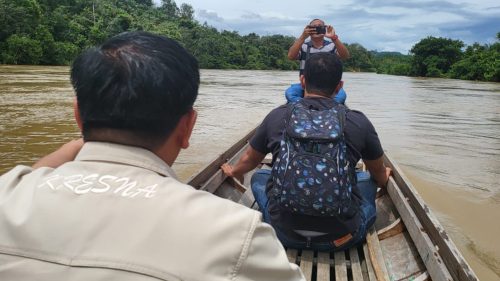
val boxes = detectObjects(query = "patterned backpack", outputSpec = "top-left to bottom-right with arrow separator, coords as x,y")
270,100 -> 356,217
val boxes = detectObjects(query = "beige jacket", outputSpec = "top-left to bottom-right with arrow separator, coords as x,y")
0,142 -> 304,281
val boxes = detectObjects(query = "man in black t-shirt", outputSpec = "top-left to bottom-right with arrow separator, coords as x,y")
222,53 -> 391,251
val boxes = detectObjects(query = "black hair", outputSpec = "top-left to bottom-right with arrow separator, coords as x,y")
71,31 -> 199,141
309,18 -> 325,25
303,52 -> 343,97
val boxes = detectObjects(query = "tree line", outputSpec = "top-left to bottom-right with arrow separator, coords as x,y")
350,35 -> 500,82
0,0 -> 297,70
1,0 -> 498,82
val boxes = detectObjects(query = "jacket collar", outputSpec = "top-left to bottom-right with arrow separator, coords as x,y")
74,142 -> 177,179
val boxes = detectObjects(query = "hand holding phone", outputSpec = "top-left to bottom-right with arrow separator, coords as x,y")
307,25 -> 326,35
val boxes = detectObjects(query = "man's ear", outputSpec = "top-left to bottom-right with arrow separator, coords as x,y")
334,80 -> 344,94
178,109 -> 197,149
73,98 -> 83,131
300,75 -> 306,89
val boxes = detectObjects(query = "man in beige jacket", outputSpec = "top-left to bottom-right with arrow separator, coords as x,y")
0,31 -> 304,281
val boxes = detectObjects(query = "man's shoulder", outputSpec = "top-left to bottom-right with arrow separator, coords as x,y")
344,108 -> 375,138
346,108 -> 371,124
0,165 -> 46,194
264,104 -> 288,121
0,165 -> 34,180
346,108 -> 367,116
272,103 -> 289,113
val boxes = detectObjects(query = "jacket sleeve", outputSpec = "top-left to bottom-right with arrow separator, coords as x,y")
233,213 -> 305,281
0,165 -> 34,194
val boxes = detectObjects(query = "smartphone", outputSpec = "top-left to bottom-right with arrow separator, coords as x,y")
315,26 -> 326,34
308,25 -> 326,34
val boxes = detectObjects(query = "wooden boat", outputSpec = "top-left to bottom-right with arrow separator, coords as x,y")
186,128 -> 478,281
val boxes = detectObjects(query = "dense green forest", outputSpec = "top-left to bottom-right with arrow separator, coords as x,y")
1,0 -> 498,82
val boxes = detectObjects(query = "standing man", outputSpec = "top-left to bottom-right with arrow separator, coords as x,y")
223,53 -> 391,251
285,19 -> 350,103
0,31 -> 304,281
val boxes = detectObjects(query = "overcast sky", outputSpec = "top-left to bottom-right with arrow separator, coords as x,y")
155,0 -> 499,53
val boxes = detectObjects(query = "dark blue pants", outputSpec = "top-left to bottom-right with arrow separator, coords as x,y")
251,169 -> 377,251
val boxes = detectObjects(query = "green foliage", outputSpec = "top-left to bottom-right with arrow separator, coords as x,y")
2,34 -> 43,64
179,3 -> 194,21
37,24 -> 72,65
372,52 -> 411,76
0,0 -> 42,41
410,36 -> 464,77
179,26 -> 296,70
344,43 -> 375,72
449,43 -> 500,82
406,35 -> 500,81
0,0 -> 297,70
160,0 -> 179,19
52,41 -> 80,65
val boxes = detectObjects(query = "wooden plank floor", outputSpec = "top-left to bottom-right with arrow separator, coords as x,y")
238,177 -> 377,281
286,245 -> 374,281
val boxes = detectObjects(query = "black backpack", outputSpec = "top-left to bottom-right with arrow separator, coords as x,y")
270,100 -> 357,218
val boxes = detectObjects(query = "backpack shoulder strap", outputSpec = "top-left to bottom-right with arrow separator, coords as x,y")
284,102 -> 298,130
336,104 -> 348,137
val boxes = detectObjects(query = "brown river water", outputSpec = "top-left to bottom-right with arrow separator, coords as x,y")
0,65 -> 499,280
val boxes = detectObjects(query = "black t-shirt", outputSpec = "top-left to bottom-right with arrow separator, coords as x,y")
250,97 -> 383,165
249,97 -> 384,237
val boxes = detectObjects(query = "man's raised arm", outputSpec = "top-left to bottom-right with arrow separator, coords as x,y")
287,25 -> 312,60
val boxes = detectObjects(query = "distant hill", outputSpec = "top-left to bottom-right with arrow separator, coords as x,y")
370,51 -> 407,57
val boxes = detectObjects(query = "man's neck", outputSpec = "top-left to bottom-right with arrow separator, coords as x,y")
304,92 -> 331,99
84,128 -> 178,165
310,37 -> 325,48
84,129 -> 159,149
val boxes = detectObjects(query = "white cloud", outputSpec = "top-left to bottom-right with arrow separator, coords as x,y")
197,9 -> 224,22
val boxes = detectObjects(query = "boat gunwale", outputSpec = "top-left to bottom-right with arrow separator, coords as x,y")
186,128 -> 256,188
384,153 -> 478,281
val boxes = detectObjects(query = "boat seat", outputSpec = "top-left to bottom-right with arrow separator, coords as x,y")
285,243 -> 374,281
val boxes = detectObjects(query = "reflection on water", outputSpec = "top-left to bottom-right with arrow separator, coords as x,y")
1,65 -> 499,280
